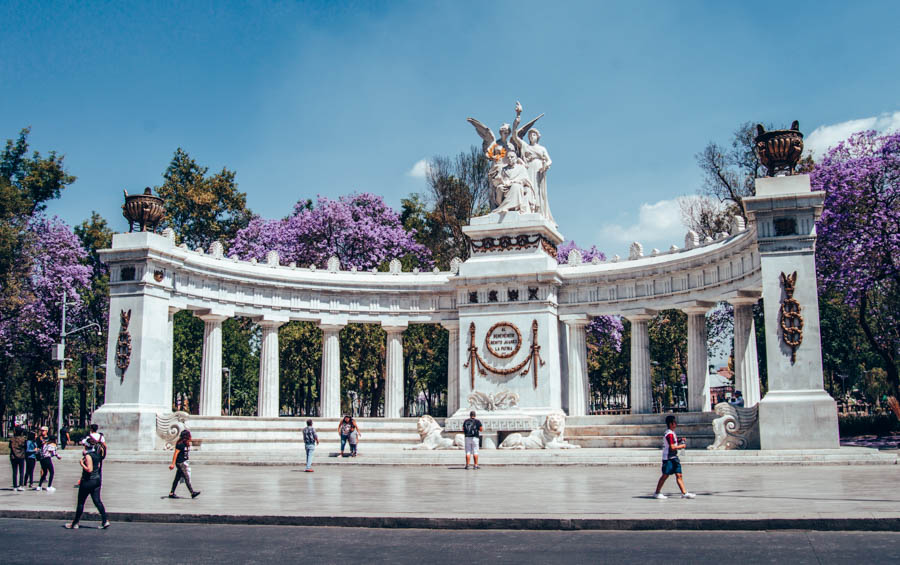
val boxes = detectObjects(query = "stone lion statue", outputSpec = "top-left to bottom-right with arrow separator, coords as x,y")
498,411 -> 580,449
406,415 -> 464,450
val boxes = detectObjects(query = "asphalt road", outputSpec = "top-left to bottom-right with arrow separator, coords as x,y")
1,518 -> 899,564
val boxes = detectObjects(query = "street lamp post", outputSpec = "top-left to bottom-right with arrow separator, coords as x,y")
54,290 -> 101,439
223,367 -> 231,416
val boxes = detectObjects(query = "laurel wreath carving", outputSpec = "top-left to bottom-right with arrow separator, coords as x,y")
464,320 -> 545,389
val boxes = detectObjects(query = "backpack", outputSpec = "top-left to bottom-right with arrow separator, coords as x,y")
463,419 -> 479,437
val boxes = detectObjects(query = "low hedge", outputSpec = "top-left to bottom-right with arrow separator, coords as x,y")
839,413 -> 900,437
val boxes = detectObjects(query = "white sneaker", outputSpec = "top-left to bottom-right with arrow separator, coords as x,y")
34,486 -> 42,491
46,486 -> 56,493
653,492 -> 667,499
682,492 -> 696,499
16,486 -> 24,491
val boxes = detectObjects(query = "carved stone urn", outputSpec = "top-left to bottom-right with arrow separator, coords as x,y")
122,187 -> 165,232
755,121 -> 804,177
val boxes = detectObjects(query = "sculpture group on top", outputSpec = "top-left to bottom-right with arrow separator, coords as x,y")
468,101 -> 555,224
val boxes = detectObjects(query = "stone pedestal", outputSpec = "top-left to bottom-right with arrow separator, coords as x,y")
447,212 -> 564,434
744,175 -> 839,449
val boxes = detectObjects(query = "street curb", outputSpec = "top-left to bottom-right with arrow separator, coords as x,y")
3,510 -> 899,531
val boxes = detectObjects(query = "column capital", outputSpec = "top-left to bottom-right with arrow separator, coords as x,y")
196,310 -> 231,323
622,309 -> 656,323
677,300 -> 716,315
319,323 -> 345,333
254,314 -> 289,328
439,319 -> 460,331
724,290 -> 762,307
381,320 -> 408,333
560,314 -> 591,327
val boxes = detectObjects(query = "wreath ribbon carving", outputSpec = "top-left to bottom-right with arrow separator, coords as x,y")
779,271 -> 803,363
463,320 -> 545,389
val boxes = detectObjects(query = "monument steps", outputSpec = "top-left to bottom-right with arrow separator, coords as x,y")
563,413 -> 718,448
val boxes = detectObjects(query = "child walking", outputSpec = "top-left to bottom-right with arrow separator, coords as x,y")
168,430 -> 200,499
24,431 -> 39,489
653,415 -> 696,499
37,434 -> 61,491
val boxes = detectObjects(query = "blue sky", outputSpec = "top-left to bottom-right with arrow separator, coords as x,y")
3,1 -> 899,257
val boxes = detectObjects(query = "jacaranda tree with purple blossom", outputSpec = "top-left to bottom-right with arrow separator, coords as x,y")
813,130 -> 900,398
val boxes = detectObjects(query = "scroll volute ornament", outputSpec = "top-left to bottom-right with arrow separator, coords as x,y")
755,121 -> 804,177
779,272 -> 803,363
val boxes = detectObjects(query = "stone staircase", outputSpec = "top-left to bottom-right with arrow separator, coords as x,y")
183,416 -> 426,452
564,412 -> 719,449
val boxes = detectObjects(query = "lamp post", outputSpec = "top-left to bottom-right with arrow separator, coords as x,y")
54,290 -> 101,440
91,363 -> 105,419
223,367 -> 231,416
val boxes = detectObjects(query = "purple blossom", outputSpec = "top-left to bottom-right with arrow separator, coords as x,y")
230,193 -> 432,270
557,240 -> 606,264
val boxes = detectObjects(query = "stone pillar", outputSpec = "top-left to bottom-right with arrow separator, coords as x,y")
730,297 -> 761,407
319,324 -> 344,418
199,313 -> 228,416
626,312 -> 654,414
441,321 -> 460,416
257,320 -> 284,418
165,307 -> 178,411
563,317 -> 590,416
680,303 -> 713,412
383,324 -> 407,418
744,174 -> 839,449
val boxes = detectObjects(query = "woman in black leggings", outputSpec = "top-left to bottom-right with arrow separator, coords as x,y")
65,438 -> 109,529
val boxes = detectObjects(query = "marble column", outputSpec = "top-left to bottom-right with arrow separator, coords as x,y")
563,317 -> 590,417
682,306 -> 711,412
165,307 -> 178,411
383,324 -> 406,418
730,298 -> 761,407
199,314 -> 228,416
627,313 -> 654,414
319,324 -> 343,418
257,320 -> 284,418
441,321 -> 460,416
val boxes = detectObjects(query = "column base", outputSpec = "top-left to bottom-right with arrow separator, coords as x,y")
758,390 -> 839,450
92,403 -> 170,451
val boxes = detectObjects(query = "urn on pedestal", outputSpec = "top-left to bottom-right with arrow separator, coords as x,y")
755,121 -> 804,177
123,187 -> 165,232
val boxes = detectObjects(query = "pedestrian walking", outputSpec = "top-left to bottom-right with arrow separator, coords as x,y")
65,437 -> 109,529
653,415 -> 695,499
37,434 -> 61,492
348,417 -> 361,457
8,427 -> 26,491
303,419 -> 319,472
168,430 -> 200,499
24,431 -> 39,489
462,410 -> 483,470
338,415 -> 352,457
59,425 -> 70,450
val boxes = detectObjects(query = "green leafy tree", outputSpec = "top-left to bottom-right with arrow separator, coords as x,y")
280,322 -> 321,416
156,148 -> 252,251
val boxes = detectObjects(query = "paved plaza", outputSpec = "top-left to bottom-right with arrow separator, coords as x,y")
3,457 -> 899,530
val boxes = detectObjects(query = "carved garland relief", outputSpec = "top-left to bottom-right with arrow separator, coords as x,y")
463,320 -> 545,388
116,309 -> 132,382
471,234 -> 558,259
779,271 -> 803,363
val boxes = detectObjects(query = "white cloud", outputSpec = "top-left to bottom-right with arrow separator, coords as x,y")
598,198 -> 687,251
406,158 -> 431,178
805,111 -> 900,158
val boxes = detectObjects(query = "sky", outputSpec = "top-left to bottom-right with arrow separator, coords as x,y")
3,1 -> 900,257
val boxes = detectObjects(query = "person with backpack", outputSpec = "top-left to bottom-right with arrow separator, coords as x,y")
65,437 -> 109,529
8,427 -> 26,491
303,420 -> 319,472
168,430 -> 200,499
37,434 -> 62,492
76,424 -> 106,487
463,411 -> 483,470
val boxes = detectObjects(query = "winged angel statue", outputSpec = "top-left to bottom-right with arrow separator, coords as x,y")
467,102 -> 555,224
